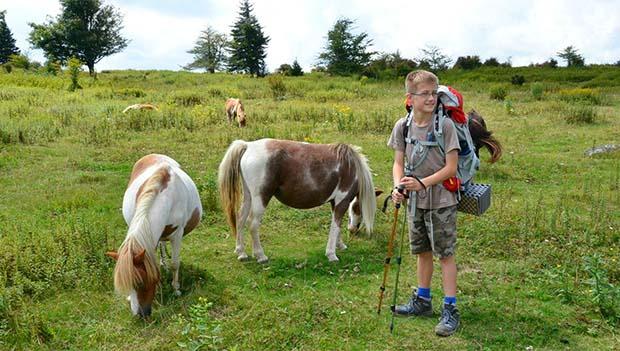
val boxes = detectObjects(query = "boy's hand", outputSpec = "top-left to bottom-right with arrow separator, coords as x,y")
391,186 -> 405,204
399,176 -> 426,192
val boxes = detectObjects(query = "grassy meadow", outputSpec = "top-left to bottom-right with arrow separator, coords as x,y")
0,66 -> 619,350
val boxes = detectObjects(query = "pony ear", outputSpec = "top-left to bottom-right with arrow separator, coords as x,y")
133,249 -> 146,265
105,251 -> 119,261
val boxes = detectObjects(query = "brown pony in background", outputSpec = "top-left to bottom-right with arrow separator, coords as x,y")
467,109 -> 502,163
225,98 -> 247,127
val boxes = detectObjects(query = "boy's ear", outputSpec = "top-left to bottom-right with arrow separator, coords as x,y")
105,251 -> 119,261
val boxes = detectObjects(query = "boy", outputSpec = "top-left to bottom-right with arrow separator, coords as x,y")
387,70 -> 460,336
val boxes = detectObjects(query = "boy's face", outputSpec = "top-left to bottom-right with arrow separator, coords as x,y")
408,81 -> 438,115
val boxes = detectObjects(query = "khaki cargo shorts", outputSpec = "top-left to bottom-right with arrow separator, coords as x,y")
407,205 -> 457,258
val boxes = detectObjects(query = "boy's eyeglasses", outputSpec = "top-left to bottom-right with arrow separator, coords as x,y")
411,91 -> 438,98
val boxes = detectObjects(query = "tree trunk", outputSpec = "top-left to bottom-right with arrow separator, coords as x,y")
87,62 -> 96,78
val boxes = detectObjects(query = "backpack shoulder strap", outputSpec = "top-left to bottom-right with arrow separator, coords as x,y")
403,110 -> 413,144
433,111 -> 447,155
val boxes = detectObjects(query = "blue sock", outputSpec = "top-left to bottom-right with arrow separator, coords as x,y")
417,287 -> 431,300
444,296 -> 457,305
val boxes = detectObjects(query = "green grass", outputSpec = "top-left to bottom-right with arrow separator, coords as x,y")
0,67 -> 619,350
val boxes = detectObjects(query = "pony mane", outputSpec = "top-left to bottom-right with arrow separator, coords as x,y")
114,166 -> 168,294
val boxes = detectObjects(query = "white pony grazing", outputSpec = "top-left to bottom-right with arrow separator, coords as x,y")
106,154 -> 202,318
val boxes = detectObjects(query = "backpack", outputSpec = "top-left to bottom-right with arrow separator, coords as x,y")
403,85 -> 480,189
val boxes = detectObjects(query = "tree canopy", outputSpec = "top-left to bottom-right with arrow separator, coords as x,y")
185,26 -> 229,73
228,0 -> 270,76
418,45 -> 452,71
557,46 -> 585,67
317,18 -> 374,76
453,55 -> 482,70
28,0 -> 128,75
0,11 -> 20,64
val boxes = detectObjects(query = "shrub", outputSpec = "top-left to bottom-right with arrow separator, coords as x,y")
267,74 -> 287,100
114,88 -> 146,98
44,60 -> 62,76
504,100 -> 515,115
489,85 -> 508,101
531,83 -> 544,100
511,74 -> 525,85
585,255 -> 620,326
558,88 -> 601,105
171,92 -> 204,106
8,54 -> 31,70
67,57 -> 83,91
564,105 -> 597,124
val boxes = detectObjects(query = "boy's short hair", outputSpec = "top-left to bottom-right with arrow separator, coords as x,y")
405,70 -> 439,94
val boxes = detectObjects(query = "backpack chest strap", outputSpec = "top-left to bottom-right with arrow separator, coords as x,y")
404,138 -> 438,147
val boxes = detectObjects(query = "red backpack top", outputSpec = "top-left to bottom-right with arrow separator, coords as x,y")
405,86 -> 466,124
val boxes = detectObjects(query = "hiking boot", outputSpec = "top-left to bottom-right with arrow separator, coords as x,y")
392,290 -> 433,317
435,304 -> 460,336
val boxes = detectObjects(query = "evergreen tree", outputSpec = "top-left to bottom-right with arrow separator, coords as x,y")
0,11 -> 20,64
317,18 -> 374,75
28,0 -> 128,76
290,59 -> 303,76
184,26 -> 229,73
228,1 -> 270,76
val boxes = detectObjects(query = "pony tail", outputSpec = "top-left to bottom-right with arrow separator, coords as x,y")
218,140 -> 248,238
479,135 -> 503,163
346,145 -> 376,234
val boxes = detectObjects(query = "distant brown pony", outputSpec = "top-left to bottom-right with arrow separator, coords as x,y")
122,103 -> 159,114
218,138 -> 377,263
467,109 -> 502,163
225,98 -> 246,127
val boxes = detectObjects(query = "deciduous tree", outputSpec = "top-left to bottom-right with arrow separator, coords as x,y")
557,46 -> 585,67
185,26 -> 228,73
418,45 -> 452,71
28,0 -> 128,76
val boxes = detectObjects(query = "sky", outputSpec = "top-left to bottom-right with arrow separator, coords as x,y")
2,0 -> 620,72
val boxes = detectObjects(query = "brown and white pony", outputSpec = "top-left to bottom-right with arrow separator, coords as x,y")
467,109 -> 502,163
218,138 -> 377,263
106,154 -> 202,318
122,103 -> 159,114
225,98 -> 247,127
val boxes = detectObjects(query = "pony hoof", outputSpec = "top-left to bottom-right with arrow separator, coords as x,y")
256,256 -> 269,264
174,290 -> 181,297
337,243 -> 348,250
237,253 -> 250,261
327,254 -> 339,262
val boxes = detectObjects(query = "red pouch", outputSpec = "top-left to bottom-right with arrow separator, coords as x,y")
443,176 -> 460,192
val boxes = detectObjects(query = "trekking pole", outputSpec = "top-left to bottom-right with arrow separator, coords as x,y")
389,192 -> 413,333
377,185 -> 405,314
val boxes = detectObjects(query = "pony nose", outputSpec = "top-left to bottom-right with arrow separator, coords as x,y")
348,222 -> 361,233
138,304 -> 152,319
